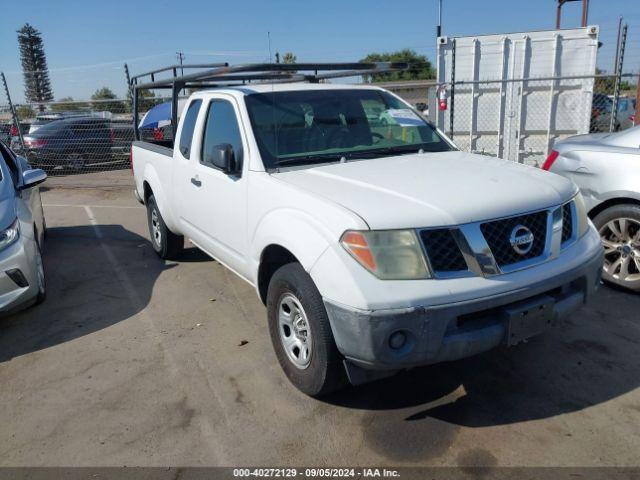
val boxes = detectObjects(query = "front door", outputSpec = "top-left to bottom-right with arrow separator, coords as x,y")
183,96 -> 248,276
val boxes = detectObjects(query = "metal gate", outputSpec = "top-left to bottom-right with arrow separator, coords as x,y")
435,27 -> 602,166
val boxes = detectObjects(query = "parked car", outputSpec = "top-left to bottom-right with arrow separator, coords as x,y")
543,125 -> 640,291
20,116 -> 115,171
1,122 -> 30,144
27,111 -> 89,134
110,120 -> 135,160
591,94 -> 637,133
132,82 -> 603,396
0,141 -> 47,314
616,97 -> 636,130
591,93 -> 616,132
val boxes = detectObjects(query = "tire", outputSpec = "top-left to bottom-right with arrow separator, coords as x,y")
592,204 -> 640,292
146,194 -> 183,259
266,262 -> 347,396
68,152 -> 86,171
34,235 -> 46,305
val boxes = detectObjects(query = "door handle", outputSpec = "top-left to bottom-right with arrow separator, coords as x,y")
191,176 -> 202,187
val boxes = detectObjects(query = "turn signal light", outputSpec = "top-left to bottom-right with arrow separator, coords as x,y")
341,231 -> 376,271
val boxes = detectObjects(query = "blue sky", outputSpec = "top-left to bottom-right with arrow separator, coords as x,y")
1,0 -> 638,103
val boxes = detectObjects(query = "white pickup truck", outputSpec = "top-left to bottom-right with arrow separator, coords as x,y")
132,80 -> 603,396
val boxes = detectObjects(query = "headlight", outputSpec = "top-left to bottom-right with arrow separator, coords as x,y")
340,229 -> 431,280
574,192 -> 589,237
0,218 -> 19,251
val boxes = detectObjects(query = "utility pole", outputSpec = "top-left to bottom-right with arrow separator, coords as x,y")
436,0 -> 442,38
614,16 -> 623,72
176,51 -> 184,76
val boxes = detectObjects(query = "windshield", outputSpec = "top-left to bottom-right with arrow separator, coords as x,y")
244,89 -> 453,168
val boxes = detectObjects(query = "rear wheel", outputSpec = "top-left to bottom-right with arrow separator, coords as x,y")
146,194 -> 183,259
592,204 -> 640,291
267,262 -> 347,397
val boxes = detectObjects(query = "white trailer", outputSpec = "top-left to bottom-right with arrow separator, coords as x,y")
435,27 -> 600,166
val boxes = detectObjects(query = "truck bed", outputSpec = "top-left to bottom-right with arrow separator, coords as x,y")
132,140 -> 174,155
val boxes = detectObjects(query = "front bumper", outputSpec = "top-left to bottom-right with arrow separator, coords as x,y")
0,237 -> 40,314
324,245 -> 603,372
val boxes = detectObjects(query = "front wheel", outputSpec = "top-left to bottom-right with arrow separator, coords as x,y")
146,194 -> 183,259
592,204 -> 640,291
267,262 -> 347,396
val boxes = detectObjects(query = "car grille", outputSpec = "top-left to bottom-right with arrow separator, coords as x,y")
419,228 -> 468,273
561,203 -> 573,243
480,211 -> 548,267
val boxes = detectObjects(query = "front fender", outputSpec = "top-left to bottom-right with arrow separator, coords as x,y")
249,208 -> 337,284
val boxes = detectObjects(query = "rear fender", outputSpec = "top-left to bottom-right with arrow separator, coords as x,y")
142,165 -> 179,233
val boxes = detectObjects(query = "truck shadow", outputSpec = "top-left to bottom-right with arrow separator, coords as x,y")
326,285 -> 640,432
0,224 -> 175,363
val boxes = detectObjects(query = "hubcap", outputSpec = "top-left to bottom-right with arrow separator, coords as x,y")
151,208 -> 162,247
278,293 -> 312,369
599,217 -> 640,283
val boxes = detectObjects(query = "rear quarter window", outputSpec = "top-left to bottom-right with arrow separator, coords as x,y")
178,99 -> 203,159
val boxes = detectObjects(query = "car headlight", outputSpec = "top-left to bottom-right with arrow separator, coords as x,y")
0,218 -> 19,251
574,192 -> 589,237
340,229 -> 431,279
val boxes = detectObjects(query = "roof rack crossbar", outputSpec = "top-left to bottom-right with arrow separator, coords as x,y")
131,62 -> 408,89
130,62 -> 230,84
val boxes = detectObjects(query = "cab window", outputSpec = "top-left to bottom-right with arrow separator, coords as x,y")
201,100 -> 243,170
178,99 -> 202,159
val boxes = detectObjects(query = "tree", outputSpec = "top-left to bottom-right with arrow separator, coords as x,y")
91,87 -> 125,113
50,97 -> 86,112
15,105 -> 35,121
359,49 -> 435,83
126,88 -> 158,113
282,52 -> 297,64
594,68 -> 633,94
17,24 -> 54,107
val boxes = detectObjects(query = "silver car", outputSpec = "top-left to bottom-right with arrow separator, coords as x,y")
544,125 -> 640,291
0,141 -> 47,313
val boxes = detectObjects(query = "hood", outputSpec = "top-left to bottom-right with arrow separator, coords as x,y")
274,151 -> 576,229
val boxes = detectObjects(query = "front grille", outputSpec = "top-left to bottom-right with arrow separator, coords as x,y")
562,203 -> 573,243
420,228 -> 468,272
480,211 -> 548,267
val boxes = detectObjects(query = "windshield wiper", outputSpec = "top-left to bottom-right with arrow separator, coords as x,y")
347,145 -> 422,159
273,154 -> 345,167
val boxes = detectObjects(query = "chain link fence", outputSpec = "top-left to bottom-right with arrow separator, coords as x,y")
427,73 -> 639,167
0,94 -> 177,177
1,67 -> 638,180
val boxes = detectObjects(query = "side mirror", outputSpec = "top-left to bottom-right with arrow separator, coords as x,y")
20,168 -> 47,190
205,143 -> 239,174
